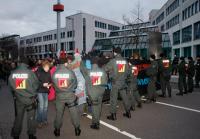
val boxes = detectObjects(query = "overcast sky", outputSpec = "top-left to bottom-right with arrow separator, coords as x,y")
0,0 -> 167,36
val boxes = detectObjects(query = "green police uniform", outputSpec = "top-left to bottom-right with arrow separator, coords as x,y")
104,54 -> 131,120
158,58 -> 172,97
187,59 -> 195,93
86,64 -> 108,129
177,60 -> 187,95
146,60 -> 158,101
127,64 -> 142,109
52,64 -> 81,136
8,63 -> 39,139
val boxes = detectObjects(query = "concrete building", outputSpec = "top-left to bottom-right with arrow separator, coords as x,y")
20,12 -> 123,59
149,0 -> 200,58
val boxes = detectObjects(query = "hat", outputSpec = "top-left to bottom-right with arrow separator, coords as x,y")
59,58 -> 68,64
113,47 -> 122,54
150,54 -> 156,60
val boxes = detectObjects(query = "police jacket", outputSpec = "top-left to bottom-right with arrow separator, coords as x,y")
9,63 -> 39,104
158,58 -> 171,78
52,64 -> 77,98
104,54 -> 129,85
195,60 -> 200,76
127,64 -> 138,91
187,60 -> 195,77
88,64 -> 107,95
178,61 -> 187,77
146,60 -> 158,79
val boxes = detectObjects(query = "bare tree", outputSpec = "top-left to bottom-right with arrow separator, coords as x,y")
122,0 -> 145,57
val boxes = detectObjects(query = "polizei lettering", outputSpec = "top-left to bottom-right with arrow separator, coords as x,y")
116,60 -> 126,64
12,74 -> 28,79
90,72 -> 103,77
55,74 -> 69,78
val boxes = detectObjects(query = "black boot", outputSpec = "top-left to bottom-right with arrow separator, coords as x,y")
29,135 -> 37,139
130,106 -> 135,111
54,129 -> 60,137
75,127 -> 81,136
137,102 -> 142,108
107,113 -> 117,121
176,92 -> 183,96
13,136 -> 19,139
159,94 -> 166,98
123,111 -> 131,118
90,123 -> 100,130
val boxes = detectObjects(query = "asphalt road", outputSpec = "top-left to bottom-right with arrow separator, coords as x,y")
0,81 -> 200,139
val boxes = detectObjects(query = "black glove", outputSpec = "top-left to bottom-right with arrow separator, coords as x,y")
86,96 -> 92,106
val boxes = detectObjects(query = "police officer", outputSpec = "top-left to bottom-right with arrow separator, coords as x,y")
158,53 -> 172,98
85,57 -> 108,129
9,60 -> 39,139
146,54 -> 158,102
127,58 -> 142,110
104,47 -> 131,120
195,56 -> 200,88
176,57 -> 187,96
52,58 -> 81,137
187,57 -> 195,93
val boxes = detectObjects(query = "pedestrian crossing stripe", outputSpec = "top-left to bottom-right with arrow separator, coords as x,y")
162,60 -> 169,68
58,78 -> 68,88
15,78 -> 26,89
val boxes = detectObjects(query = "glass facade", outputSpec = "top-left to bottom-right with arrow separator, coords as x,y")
184,46 -> 191,57
182,0 -> 199,21
93,24 -> 171,58
182,25 -> 192,43
166,0 -> 179,16
194,21 -> 200,40
173,30 -> 180,45
166,14 -> 179,30
196,45 -> 200,56
174,48 -> 180,57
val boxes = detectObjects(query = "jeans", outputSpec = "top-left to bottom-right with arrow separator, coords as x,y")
37,93 -> 48,123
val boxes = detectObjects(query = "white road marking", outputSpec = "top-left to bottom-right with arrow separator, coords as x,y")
86,115 -> 141,139
156,101 -> 200,113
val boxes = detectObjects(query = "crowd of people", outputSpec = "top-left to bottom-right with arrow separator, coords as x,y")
0,47 -> 200,139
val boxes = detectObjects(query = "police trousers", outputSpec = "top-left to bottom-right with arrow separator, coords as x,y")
178,76 -> 187,94
147,78 -> 157,99
160,76 -> 171,96
54,93 -> 80,130
128,89 -> 141,107
110,84 -> 131,114
11,99 -> 37,137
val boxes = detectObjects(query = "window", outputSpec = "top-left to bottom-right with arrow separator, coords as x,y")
166,14 -> 179,30
95,31 -> 107,38
194,21 -> 200,40
156,12 -> 164,24
173,30 -> 180,45
166,0 -> 179,16
61,32 -> 66,39
95,21 -> 107,29
161,25 -> 165,32
67,31 -> 74,38
182,1 -> 199,21
182,25 -> 192,43
108,24 -> 120,30
83,18 -> 86,52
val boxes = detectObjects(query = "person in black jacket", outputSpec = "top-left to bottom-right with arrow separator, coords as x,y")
35,60 -> 52,128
